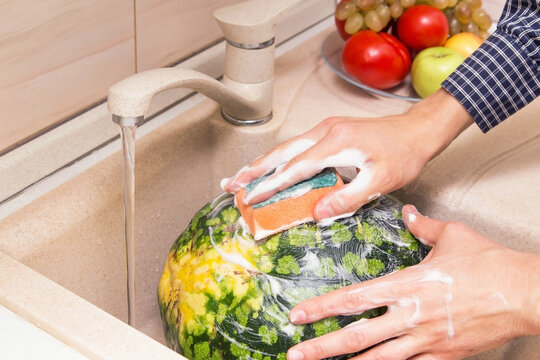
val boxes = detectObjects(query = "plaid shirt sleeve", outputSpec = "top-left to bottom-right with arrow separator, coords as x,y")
441,0 -> 540,133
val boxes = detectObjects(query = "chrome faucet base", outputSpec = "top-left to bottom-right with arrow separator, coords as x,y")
221,110 -> 273,126
226,37 -> 275,50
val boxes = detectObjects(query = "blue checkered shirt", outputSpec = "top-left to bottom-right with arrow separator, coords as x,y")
442,0 -> 540,133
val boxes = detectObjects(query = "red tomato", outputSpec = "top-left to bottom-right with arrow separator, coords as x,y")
397,5 -> 449,51
342,30 -> 411,90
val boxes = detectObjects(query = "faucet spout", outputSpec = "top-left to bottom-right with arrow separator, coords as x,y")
108,67 -> 273,125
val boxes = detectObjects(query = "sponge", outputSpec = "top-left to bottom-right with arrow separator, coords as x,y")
235,169 -> 344,240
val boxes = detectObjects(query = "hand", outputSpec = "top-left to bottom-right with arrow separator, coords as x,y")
221,89 -> 473,222
285,205 -> 540,360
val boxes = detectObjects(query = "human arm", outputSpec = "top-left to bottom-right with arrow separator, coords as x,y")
442,0 -> 540,132
222,0 -> 540,221
285,205 -> 540,360
222,89 -> 473,221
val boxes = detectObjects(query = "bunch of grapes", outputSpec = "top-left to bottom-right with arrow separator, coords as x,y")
335,0 -> 406,34
335,0 -> 492,38
445,0 -> 492,39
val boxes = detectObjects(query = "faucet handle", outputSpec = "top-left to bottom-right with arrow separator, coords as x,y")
214,0 -> 301,48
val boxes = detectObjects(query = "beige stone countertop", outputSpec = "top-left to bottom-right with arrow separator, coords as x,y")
0,23 -> 538,359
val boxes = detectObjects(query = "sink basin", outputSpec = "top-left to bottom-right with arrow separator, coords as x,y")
0,23 -> 538,359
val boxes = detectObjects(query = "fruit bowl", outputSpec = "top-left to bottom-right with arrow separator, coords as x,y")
321,30 -> 421,102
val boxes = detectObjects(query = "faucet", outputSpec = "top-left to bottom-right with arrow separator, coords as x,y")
107,0 -> 301,127
107,0 -> 301,326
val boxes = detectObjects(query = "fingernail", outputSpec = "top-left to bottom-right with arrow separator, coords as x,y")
314,197 -> 334,220
407,213 -> 417,223
287,349 -> 304,360
289,309 -> 306,323
314,205 -> 333,220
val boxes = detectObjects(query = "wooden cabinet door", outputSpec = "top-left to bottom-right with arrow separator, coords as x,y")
135,0 -> 241,71
0,0 -> 135,153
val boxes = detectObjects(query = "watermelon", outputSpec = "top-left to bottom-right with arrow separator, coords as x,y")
158,192 -> 430,360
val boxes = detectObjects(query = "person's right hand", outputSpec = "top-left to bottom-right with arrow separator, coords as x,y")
222,89 -> 473,222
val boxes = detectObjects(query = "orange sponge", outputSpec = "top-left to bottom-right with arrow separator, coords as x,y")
235,169 -> 344,240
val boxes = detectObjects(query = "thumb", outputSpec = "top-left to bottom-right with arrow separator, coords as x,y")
402,204 -> 446,247
313,169 -> 382,222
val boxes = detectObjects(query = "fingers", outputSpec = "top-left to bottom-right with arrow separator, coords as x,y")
287,316 -> 419,360
242,158 -> 323,205
313,165 -> 385,222
242,138 -> 372,206
402,205 -> 446,247
222,117 -> 363,199
348,335 -> 425,360
221,118 -> 341,193
289,274 -> 402,324
221,137 -> 317,193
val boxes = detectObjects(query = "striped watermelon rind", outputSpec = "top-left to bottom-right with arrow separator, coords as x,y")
158,193 -> 429,360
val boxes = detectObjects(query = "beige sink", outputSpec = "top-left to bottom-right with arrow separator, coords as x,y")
0,23 -> 538,359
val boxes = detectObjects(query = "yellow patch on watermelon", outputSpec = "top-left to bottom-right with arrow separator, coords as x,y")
161,231 -> 269,337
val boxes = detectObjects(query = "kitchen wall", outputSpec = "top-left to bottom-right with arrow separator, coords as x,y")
0,0 -> 240,154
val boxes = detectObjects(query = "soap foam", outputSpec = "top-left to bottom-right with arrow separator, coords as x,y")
245,148 -> 372,209
344,266 -> 456,338
226,138 -> 317,194
269,138 -> 317,166
396,295 -> 421,328
491,291 -> 508,307
317,210 -> 357,227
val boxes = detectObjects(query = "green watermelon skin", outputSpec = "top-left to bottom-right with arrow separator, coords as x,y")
158,193 -> 430,360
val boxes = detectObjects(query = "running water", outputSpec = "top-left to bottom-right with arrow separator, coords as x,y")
116,118 -> 138,326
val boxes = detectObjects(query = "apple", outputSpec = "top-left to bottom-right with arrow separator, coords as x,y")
411,46 -> 465,98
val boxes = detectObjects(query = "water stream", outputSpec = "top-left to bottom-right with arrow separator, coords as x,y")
115,117 -> 139,326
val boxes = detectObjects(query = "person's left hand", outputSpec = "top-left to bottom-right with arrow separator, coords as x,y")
286,205 -> 540,360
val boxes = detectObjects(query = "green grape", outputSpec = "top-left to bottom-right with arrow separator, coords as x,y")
345,12 -> 365,34
336,1 -> 358,21
454,1 -> 472,23
479,30 -> 490,40
465,0 -> 482,9
376,4 -> 391,27
389,2 -> 404,18
447,0 -> 458,7
386,0 -> 397,5
461,20 -> 479,34
429,0 -> 448,9
355,0 -> 377,11
400,0 -> 416,8
449,16 -> 462,35
472,8 -> 492,30
444,8 -> 453,20
365,10 -> 384,31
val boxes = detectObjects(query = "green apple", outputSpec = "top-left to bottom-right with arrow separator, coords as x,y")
411,46 -> 465,98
